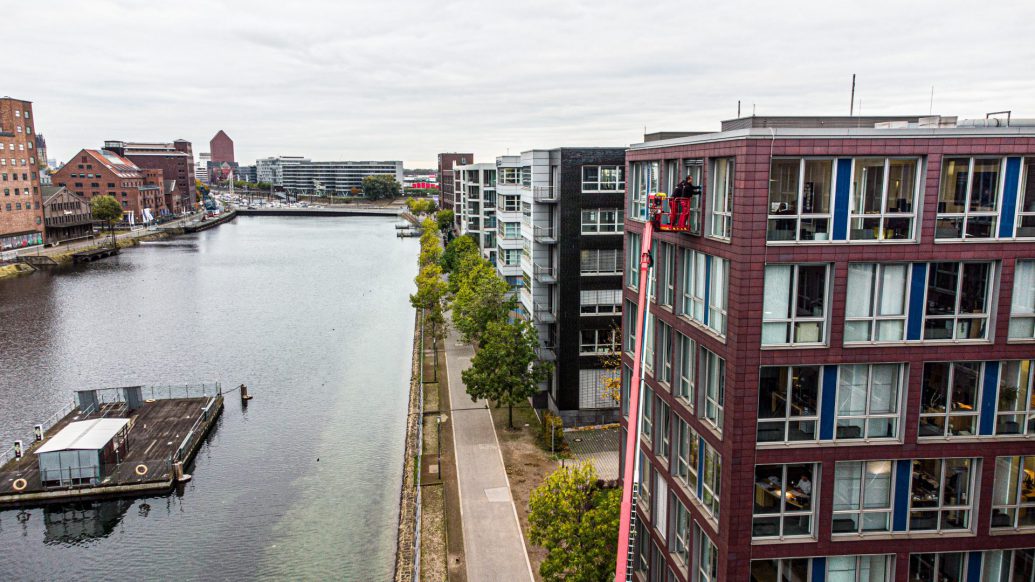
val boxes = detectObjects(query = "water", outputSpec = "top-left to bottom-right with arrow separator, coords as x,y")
0,216 -> 418,581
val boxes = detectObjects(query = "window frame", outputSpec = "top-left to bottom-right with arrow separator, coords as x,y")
581,165 -> 625,192
831,460 -> 895,535
673,415 -> 698,492
921,261 -> 995,342
909,552 -> 968,582
708,157 -> 734,240
766,157 -> 836,243
996,360 -> 1035,436
680,250 -> 706,325
579,248 -> 622,276
752,463 -> 819,540
756,365 -> 822,444
762,263 -> 831,347
843,263 -> 911,344
919,361 -> 983,439
849,157 -> 921,242
1014,157 -> 1035,238
991,455 -> 1035,531
1009,259 -> 1035,339
675,333 -> 695,407
701,442 -> 721,519
581,207 -> 624,234
908,458 -> 977,532
826,555 -> 893,582
936,156 -> 1005,240
834,363 -> 904,441
701,349 -> 724,433
630,161 -> 658,221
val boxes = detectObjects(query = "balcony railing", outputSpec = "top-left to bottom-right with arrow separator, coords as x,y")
533,226 -> 556,244
534,264 -> 556,284
536,343 -> 557,361
533,303 -> 556,324
532,185 -> 558,202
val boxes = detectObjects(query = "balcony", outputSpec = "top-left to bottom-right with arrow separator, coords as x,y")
533,226 -> 556,244
532,185 -> 558,202
536,343 -> 557,361
534,264 -> 556,284
533,303 -> 556,324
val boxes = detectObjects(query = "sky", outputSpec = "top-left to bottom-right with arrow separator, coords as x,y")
10,0 -> 1035,168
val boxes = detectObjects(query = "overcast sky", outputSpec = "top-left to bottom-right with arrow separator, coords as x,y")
10,0 -> 1034,168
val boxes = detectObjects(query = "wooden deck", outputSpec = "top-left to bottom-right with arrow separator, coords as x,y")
0,396 -> 223,507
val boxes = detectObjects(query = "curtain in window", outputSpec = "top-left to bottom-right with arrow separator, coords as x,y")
763,266 -> 791,320
838,365 -> 869,416
846,264 -> 875,318
833,463 -> 862,511
1013,261 -> 1035,315
869,365 -> 898,414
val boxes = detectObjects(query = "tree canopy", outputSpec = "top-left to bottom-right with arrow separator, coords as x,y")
461,318 -> 551,428
406,197 -> 437,215
440,234 -> 478,274
451,260 -> 516,344
528,464 -> 620,582
90,195 -> 123,223
362,174 -> 402,200
436,210 -> 455,234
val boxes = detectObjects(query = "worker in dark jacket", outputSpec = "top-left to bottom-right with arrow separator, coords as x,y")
672,177 -> 691,229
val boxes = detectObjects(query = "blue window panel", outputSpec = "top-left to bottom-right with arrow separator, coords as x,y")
907,263 -> 927,341
893,460 -> 912,531
980,361 -> 999,436
696,435 -> 705,499
819,366 -> 838,440
811,557 -> 826,582
833,159 -> 853,240
703,255 -> 712,326
967,551 -> 982,582
999,157 -> 1022,237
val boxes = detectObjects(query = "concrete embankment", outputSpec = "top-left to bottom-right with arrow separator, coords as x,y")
236,207 -> 399,217
394,310 -> 424,582
0,263 -> 35,281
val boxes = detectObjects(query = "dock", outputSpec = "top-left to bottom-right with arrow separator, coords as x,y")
71,247 -> 119,264
0,384 -> 224,508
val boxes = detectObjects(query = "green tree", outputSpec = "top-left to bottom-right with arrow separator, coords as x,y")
436,210 -> 455,235
451,260 -> 515,344
90,195 -> 123,248
440,233 -> 477,273
362,174 -> 401,200
461,318 -> 551,428
528,464 -> 620,582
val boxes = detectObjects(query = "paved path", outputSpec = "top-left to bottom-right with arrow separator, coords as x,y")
3,212 -> 204,261
444,325 -> 535,582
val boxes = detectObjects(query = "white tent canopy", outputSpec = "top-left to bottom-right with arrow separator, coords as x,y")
37,418 -> 130,453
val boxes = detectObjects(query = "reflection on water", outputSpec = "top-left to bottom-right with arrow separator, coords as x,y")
0,217 -> 418,580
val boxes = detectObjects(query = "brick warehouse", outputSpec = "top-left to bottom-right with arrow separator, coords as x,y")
620,115 -> 1035,581
105,140 -> 196,214
52,149 -> 168,223
0,97 -> 44,250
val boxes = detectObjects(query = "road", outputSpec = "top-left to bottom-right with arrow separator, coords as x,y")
444,324 -> 535,582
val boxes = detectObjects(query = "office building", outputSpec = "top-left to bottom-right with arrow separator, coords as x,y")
621,115 -> 1035,581
104,140 -> 196,214
455,162 -> 497,263
52,148 -> 168,223
0,97 -> 45,250
209,130 -> 234,164
236,165 -> 257,183
256,156 -> 307,187
438,152 -> 473,227
281,160 -> 403,196
195,152 -> 211,185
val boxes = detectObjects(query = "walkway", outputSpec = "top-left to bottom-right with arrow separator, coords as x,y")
444,325 -> 535,582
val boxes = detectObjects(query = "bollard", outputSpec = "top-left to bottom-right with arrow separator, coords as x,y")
240,384 -> 253,402
173,461 -> 192,482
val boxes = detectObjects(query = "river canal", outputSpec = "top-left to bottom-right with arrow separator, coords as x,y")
0,216 -> 418,580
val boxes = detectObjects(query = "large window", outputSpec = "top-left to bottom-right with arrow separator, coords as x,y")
631,161 -> 658,220
580,249 -> 622,276
582,165 -> 625,192
826,555 -> 893,582
923,262 -> 993,341
498,167 -> 520,185
909,553 -> 967,582
850,157 -> 919,241
998,360 -> 1035,435
655,320 -> 673,384
624,300 -> 637,354
500,248 -> 520,266
844,263 -> 909,342
682,160 -> 704,235
676,333 -> 694,405
701,349 -> 724,432
992,456 -> 1035,530
1016,158 -> 1035,237
673,415 -> 698,492
937,157 -> 1002,239
909,458 -> 975,531
701,443 -> 721,518
579,289 -> 622,315
752,463 -> 817,539
657,242 -> 675,307
680,250 -> 706,323
762,264 -> 829,346
708,257 -> 728,335
832,460 -> 894,534
756,366 -> 821,443
669,495 -> 690,567
767,158 -> 833,241
579,328 -> 616,354
920,362 -> 982,438
983,548 -> 1035,581
500,194 -> 520,212
1011,260 -> 1035,339
641,387 -> 655,446
581,208 -> 623,233
626,233 -> 641,290
709,158 -> 734,239
695,527 -> 719,582
836,364 -> 902,440
679,251 -> 727,336
751,559 -> 812,582
499,221 -> 521,239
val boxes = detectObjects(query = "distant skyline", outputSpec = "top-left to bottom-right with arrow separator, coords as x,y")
10,0 -> 1035,168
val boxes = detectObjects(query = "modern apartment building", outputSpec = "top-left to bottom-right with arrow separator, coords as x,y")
105,139 -> 196,214
52,149 -> 168,223
256,156 -> 307,187
195,152 -> 211,185
281,160 -> 403,196
620,115 -> 1035,581
437,152 -> 473,227
0,97 -> 45,250
497,147 -> 626,425
455,162 -> 497,263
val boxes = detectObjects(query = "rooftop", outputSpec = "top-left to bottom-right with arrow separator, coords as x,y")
37,418 -> 130,453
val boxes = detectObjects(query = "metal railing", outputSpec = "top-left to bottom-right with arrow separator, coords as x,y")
76,383 -> 222,411
533,185 -> 558,202
534,303 -> 556,323
533,225 -> 556,243
174,396 -> 219,462
0,400 -> 77,469
534,264 -> 556,283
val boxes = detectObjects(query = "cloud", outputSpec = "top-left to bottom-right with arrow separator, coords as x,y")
9,0 -> 1035,167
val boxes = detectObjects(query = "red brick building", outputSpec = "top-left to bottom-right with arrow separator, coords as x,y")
621,116 -> 1035,581
52,149 -> 167,224
0,97 -> 44,250
105,140 -> 196,214
209,130 -> 234,164
437,152 -> 472,228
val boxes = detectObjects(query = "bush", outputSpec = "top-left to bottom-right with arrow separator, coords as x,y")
539,411 -> 566,453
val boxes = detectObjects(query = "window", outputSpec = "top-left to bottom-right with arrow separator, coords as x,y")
1011,260 -> 1035,338
626,233 -> 641,290
909,458 -> 975,531
844,263 -> 909,342
499,167 -> 520,185
581,208 -> 623,233
625,300 -> 638,353
767,158 -> 834,241
997,360 -> 1035,435
579,328 -> 616,354
656,320 -> 672,384
682,160 -> 704,235
1016,158 -> 1035,237
923,262 -> 993,340
709,158 -> 734,239
909,553 -> 967,582
832,460 -> 894,534
836,364 -> 902,440
654,399 -> 670,460
701,443 -> 720,518
579,368 -> 619,409
762,264 -> 829,345
580,289 -> 621,315
992,456 -> 1035,529
630,161 -> 658,220
499,221 -> 520,239
937,157 -> 1002,239
581,165 -> 625,192
701,349 -> 724,432
695,527 -> 719,582
680,250 -> 706,323
657,242 -> 675,307
669,495 -> 689,566
676,333 -> 694,405
849,157 -> 919,241
501,194 -> 520,212
983,548 -> 1035,581
752,463 -> 817,538
827,555 -> 892,582
920,362 -> 982,438
673,416 -> 698,491
641,387 -> 655,445
644,314 -> 655,376
708,257 -> 728,335
750,559 -> 813,582
580,249 -> 621,275
756,366 -> 821,443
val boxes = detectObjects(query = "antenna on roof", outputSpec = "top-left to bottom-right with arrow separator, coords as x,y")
850,74 -> 856,116
738,100 -> 741,118
929,86 -> 935,115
